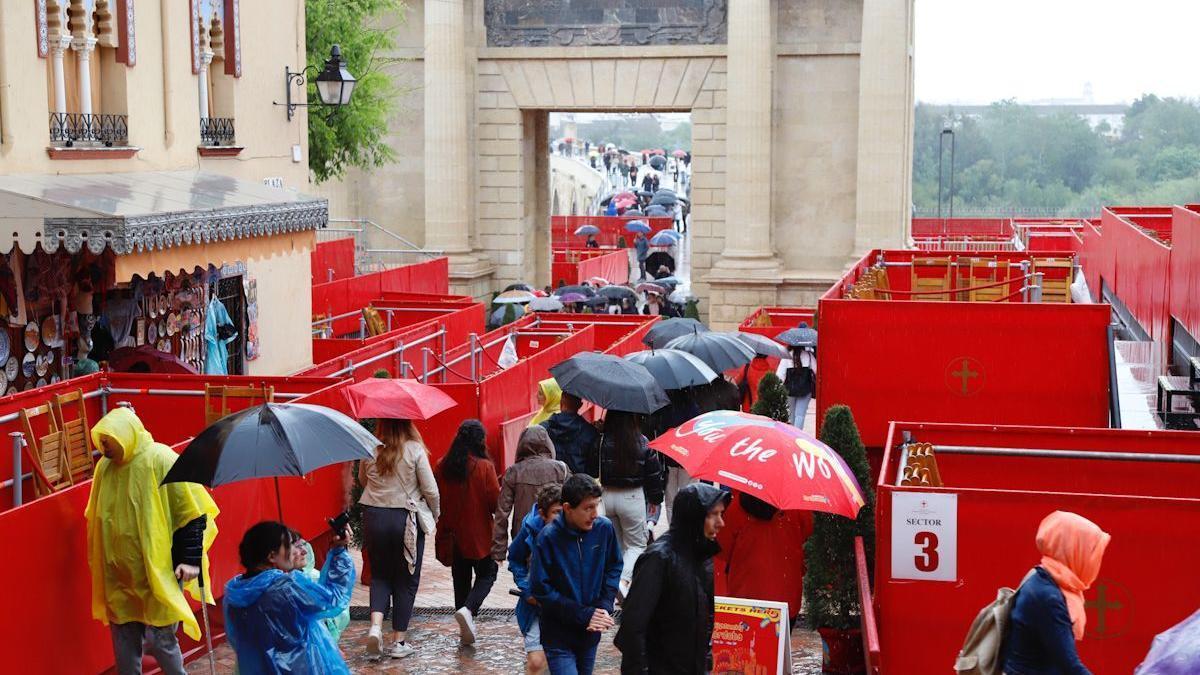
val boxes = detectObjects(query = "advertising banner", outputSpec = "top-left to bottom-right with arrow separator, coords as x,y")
712,596 -> 792,674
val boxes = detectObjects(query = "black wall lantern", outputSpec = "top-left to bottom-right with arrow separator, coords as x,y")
275,45 -> 358,121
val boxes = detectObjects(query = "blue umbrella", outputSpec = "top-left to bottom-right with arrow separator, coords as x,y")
650,231 -> 680,246
574,224 -> 601,236
645,205 -> 671,217
624,220 -> 651,233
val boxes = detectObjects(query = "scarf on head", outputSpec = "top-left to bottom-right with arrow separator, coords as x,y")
530,378 -> 562,427
1035,510 -> 1111,641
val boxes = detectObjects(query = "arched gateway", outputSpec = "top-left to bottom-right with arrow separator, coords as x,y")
319,0 -> 915,326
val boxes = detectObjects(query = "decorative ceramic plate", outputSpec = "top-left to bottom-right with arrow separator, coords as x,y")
21,353 -> 35,378
167,312 -> 180,337
0,370 -> 9,394
35,378 -> 47,388
5,387 -> 14,397
50,374 -> 60,384
158,320 -> 167,342
23,322 -> 39,352
5,356 -> 18,381
41,316 -> 62,348
36,351 -> 53,377
21,382 -> 33,392
147,321 -> 158,344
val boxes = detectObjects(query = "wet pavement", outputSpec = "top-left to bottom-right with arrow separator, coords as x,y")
188,612 -> 824,674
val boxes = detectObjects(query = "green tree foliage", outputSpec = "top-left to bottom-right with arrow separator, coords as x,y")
803,405 -> 876,630
750,372 -> 789,423
306,0 -> 405,183
683,298 -> 700,320
914,95 -> 1200,215
550,115 -> 692,153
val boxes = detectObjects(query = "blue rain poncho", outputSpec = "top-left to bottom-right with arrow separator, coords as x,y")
298,541 -> 350,643
223,546 -> 356,674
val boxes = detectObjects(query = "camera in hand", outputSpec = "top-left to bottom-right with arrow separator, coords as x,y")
327,510 -> 351,537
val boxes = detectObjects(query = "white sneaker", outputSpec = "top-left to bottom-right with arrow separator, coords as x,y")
387,641 -> 415,659
366,626 -> 383,657
454,607 -> 477,645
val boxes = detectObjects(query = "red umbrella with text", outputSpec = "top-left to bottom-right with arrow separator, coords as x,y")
649,410 -> 865,518
341,378 -> 457,420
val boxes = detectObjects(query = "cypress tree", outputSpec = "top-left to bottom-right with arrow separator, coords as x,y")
751,372 -> 790,423
684,298 -> 700,320
802,405 -> 876,630
502,302 -> 518,325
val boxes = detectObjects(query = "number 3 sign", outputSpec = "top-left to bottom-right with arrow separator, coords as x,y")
891,492 -> 958,582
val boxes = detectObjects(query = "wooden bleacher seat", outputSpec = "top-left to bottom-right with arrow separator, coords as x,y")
898,442 -> 943,487
968,258 -> 1011,303
1033,257 -> 1073,303
52,389 -> 95,483
910,257 -> 953,301
362,306 -> 387,337
19,407 -> 72,497
204,384 -> 275,425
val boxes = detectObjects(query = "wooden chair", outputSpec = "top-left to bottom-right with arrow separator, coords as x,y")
19,406 -> 72,497
910,257 -> 953,301
968,258 -> 1011,303
52,389 -> 96,483
362,306 -> 387,337
204,384 -> 275,425
1033,257 -> 1073,303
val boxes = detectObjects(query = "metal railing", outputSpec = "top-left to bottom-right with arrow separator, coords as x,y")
324,218 -> 444,273
49,112 -> 129,147
199,117 -> 236,146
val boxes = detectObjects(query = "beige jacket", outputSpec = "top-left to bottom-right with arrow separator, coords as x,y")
358,440 -> 441,534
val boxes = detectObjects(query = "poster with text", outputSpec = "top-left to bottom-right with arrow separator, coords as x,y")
712,596 -> 792,675
891,491 -> 958,581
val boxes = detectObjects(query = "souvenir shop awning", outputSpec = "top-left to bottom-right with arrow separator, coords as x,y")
0,171 -> 327,255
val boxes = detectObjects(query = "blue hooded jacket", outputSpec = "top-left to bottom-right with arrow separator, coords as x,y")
223,546 -> 356,674
509,504 -> 549,634
530,511 -> 623,651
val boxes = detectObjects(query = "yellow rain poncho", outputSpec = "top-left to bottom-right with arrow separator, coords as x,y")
530,378 -> 562,426
85,408 -> 219,639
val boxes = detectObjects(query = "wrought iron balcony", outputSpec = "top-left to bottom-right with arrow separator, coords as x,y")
48,112 -> 129,147
199,117 -> 236,146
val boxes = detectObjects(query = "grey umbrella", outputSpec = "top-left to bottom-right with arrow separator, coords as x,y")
645,205 -> 671,217
665,332 -> 756,372
625,349 -> 718,390
736,332 -> 790,359
643,317 -> 709,349
529,296 -> 564,312
651,192 -> 678,206
775,322 -> 818,348
549,352 -> 669,414
553,284 -> 597,298
597,285 -> 636,300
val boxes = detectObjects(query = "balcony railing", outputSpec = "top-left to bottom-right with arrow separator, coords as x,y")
200,117 -> 236,146
48,112 -> 129,147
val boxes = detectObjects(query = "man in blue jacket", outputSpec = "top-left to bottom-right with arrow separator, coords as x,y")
541,393 -> 600,476
530,474 -> 623,675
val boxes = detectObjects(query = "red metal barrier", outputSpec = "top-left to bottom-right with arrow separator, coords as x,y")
0,373 -> 349,674
311,258 -> 450,336
874,422 -> 1200,674
310,238 -> 356,284
1104,208 -> 1171,347
1076,219 -> 1106,301
814,251 -> 1111,448
1170,206 -> 1200,341
911,218 -> 1012,238
550,215 -> 675,248
855,536 -> 881,675
551,248 -> 631,287
577,249 -> 631,285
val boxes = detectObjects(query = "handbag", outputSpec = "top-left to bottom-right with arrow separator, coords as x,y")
954,569 -> 1036,674
434,527 -> 455,567
784,366 -> 815,398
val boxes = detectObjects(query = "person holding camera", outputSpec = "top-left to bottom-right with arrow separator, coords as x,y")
223,521 -> 356,674
359,418 -> 440,659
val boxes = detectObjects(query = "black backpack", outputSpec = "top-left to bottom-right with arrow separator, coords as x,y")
784,365 -> 815,398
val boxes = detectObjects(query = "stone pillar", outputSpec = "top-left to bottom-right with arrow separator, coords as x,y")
198,51 -> 213,121
717,0 -> 778,268
854,0 -> 914,255
423,0 -> 491,295
50,36 -> 70,115
706,0 -> 780,327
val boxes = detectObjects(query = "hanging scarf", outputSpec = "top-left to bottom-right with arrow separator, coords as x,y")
1035,510 -> 1111,640
403,502 -> 419,574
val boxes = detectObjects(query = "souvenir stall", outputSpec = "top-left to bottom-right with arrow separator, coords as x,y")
0,170 -> 325,383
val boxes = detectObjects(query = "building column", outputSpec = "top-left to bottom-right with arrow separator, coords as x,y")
706,0 -> 780,327
854,0 -> 914,255
198,50 -> 213,121
50,35 -> 71,115
423,0 -> 491,294
713,0 -> 780,273
72,35 -> 97,117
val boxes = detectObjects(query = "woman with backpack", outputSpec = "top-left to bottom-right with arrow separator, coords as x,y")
779,344 -> 817,429
998,511 -> 1110,674
435,420 -> 501,647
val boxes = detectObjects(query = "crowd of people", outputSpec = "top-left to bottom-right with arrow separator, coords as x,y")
84,337 -> 1136,675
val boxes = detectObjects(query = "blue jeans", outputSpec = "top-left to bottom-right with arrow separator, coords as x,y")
545,644 -> 598,675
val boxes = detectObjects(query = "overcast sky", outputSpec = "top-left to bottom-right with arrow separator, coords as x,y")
915,0 -> 1199,105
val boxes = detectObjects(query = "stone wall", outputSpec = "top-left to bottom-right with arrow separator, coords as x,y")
484,0 -> 727,47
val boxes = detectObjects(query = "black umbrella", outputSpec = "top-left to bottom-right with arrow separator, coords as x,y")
665,332 -> 756,372
775,322 -> 818,348
598,285 -> 636,300
735,332 -> 790,359
651,193 -> 678,206
504,282 -> 534,292
625,349 -> 718,390
162,403 -> 380,516
553,284 -> 597,298
644,251 -> 675,275
550,352 -> 669,414
599,194 -> 614,206
649,155 -> 667,170
643,317 -> 709,349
